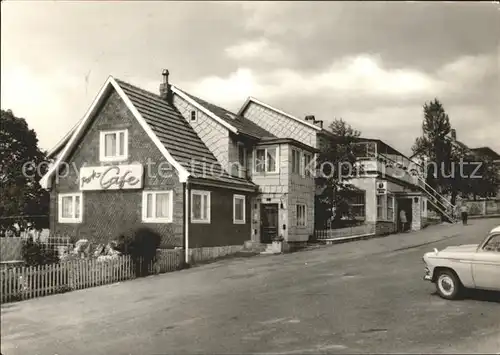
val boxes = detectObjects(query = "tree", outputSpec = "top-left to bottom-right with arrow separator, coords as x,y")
412,99 -> 453,190
412,99 -> 500,205
315,118 -> 362,229
0,109 -> 49,235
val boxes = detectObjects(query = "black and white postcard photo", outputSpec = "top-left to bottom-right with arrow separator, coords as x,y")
1,1 -> 499,354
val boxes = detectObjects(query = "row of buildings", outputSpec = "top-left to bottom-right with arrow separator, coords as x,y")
39,70 -> 499,261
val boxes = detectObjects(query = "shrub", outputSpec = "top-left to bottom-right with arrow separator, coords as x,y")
21,237 -> 59,266
116,227 -> 161,277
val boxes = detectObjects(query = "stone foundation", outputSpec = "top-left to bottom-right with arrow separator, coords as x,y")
375,221 -> 397,235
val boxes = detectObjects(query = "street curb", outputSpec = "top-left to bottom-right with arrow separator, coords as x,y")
321,233 -> 377,245
469,214 -> 500,220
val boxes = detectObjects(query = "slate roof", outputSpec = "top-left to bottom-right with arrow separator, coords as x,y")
114,79 -> 256,189
177,89 -> 276,139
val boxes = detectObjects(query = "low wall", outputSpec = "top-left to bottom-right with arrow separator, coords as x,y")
375,221 -> 397,236
0,238 -> 23,262
187,245 -> 244,264
315,223 -> 376,240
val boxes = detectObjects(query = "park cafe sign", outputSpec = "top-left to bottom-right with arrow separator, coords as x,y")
79,164 -> 143,191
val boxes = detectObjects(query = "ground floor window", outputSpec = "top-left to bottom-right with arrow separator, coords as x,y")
233,194 -> 246,224
142,190 -> 173,223
58,193 -> 83,223
387,194 -> 395,221
346,191 -> 366,220
377,194 -> 395,221
377,194 -> 386,220
297,204 -> 307,227
191,190 -> 211,223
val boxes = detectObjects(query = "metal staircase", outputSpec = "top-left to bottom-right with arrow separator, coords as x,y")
375,152 -> 458,223
415,175 -> 458,223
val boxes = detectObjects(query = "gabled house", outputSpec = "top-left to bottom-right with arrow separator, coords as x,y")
41,71 -> 317,261
470,146 -> 500,198
170,82 -> 317,245
238,97 -> 454,234
470,146 -> 500,163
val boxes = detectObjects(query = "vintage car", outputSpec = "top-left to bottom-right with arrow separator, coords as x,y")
423,225 -> 500,300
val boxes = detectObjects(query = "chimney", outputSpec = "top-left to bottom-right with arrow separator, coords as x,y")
305,115 -> 315,122
159,69 -> 172,103
313,120 -> 323,129
450,129 -> 456,140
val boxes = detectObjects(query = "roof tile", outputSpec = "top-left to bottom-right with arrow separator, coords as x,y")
176,89 -> 276,139
115,79 -> 256,189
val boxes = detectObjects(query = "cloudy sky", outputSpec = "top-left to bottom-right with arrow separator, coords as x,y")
2,1 -> 499,155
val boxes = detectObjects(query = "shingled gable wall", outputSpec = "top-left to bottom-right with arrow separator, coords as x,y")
50,89 -> 184,247
49,88 -> 253,249
241,101 -> 318,148
173,94 -> 231,174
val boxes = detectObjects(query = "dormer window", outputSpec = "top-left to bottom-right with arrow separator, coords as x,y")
99,129 -> 128,162
190,110 -> 197,122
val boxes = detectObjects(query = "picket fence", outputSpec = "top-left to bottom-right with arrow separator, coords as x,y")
0,250 -> 184,304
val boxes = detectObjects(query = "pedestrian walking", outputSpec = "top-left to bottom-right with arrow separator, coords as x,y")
399,209 -> 407,232
460,204 -> 468,225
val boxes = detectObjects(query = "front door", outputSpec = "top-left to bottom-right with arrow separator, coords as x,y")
261,204 -> 279,243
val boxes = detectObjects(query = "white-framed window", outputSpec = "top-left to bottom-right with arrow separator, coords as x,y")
233,194 -> 246,224
291,149 -> 301,174
238,143 -> 246,168
142,190 -> 173,223
58,193 -> 83,223
387,194 -> 395,221
191,190 -> 211,223
237,142 -> 247,178
254,146 -> 279,173
99,129 -> 128,162
303,153 -> 313,177
296,204 -> 307,227
190,110 -> 197,122
377,194 -> 386,220
346,191 -> 366,220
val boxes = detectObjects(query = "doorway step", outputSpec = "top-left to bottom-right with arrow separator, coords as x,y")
242,241 -> 268,253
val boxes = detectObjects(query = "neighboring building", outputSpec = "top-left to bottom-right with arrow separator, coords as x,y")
470,146 -> 500,197
170,91 -> 317,245
41,71 -> 316,261
238,97 -> 454,234
470,146 -> 500,163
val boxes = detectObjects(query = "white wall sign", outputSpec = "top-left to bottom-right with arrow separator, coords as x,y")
80,164 -> 144,191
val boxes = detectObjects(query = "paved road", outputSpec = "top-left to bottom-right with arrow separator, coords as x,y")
2,219 -> 500,355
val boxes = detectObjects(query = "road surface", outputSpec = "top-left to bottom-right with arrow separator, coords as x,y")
2,218 -> 500,354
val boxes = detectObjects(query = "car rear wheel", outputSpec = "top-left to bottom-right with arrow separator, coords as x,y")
435,269 -> 461,300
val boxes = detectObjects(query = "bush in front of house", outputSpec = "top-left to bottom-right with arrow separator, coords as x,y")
115,227 -> 161,277
21,237 -> 59,266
